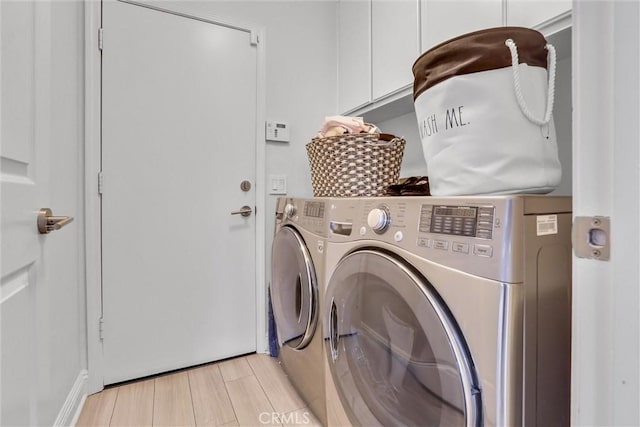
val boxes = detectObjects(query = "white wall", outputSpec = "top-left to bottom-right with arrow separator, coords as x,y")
375,112 -> 426,178
551,53 -> 572,196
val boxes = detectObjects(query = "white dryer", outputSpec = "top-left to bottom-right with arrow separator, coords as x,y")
323,196 -> 572,426
271,197 -> 329,425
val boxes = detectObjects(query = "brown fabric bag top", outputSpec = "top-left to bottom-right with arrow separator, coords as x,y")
412,27 -> 549,100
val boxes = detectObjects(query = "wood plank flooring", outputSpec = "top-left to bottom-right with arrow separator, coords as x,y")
76,353 -> 323,427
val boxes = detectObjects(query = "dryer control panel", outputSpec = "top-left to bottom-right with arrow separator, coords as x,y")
276,197 -> 329,237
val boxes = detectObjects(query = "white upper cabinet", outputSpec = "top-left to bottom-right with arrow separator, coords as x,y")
337,0 -> 371,113
336,0 -> 570,116
420,1 -> 503,50
506,0 -> 571,29
371,0 -> 420,101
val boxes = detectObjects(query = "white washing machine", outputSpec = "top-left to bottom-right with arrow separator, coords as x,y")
271,197 -> 329,425
323,196 -> 572,426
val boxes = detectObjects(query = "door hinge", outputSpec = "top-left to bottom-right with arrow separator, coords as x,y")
250,30 -> 259,46
99,317 -> 105,340
98,171 -> 104,195
98,27 -> 104,51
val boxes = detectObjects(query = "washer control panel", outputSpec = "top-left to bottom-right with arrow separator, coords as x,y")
419,204 -> 494,239
330,195 -> 571,284
356,197 -> 506,280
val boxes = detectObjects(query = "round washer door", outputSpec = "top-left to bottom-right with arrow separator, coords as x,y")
326,249 -> 481,427
271,226 -> 318,350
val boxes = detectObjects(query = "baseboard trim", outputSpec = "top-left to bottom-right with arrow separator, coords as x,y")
54,370 -> 88,427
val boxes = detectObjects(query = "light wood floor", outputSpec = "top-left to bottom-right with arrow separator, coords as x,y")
76,353 -> 323,427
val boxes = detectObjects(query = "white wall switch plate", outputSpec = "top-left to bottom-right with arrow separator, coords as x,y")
269,174 -> 287,195
265,121 -> 290,142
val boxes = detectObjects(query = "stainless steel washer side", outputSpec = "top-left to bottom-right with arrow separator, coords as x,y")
271,197 -> 330,425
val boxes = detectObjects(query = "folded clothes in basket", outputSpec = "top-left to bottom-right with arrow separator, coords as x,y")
385,176 -> 431,196
315,116 -> 380,138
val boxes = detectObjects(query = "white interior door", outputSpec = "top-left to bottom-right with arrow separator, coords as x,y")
1,3 -> 40,424
1,2 -> 82,425
101,1 -> 258,383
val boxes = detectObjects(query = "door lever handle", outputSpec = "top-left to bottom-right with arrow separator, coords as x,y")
38,208 -> 74,234
230,206 -> 253,217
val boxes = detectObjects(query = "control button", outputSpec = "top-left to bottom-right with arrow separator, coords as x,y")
476,230 -> 493,240
317,240 -> 324,253
394,231 -> 404,242
359,226 -> 367,236
452,242 -> 470,254
474,244 -> 493,257
434,240 -> 449,251
367,207 -> 391,234
417,238 -> 432,248
284,203 -> 296,219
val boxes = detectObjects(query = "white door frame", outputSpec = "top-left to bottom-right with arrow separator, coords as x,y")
571,1 -> 639,425
83,0 -> 267,394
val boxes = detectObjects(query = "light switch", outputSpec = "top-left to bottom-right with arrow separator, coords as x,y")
269,174 -> 287,195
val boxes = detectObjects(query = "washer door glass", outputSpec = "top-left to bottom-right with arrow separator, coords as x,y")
326,249 -> 481,427
271,226 -> 318,350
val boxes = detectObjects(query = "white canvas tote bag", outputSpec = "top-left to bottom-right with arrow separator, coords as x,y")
412,27 -> 561,196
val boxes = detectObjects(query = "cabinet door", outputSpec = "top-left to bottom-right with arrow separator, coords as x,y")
421,1 -> 503,50
371,0 -> 419,100
507,0 -> 571,28
338,0 -> 371,113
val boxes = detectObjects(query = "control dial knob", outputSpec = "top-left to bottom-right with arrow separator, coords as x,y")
367,207 -> 391,233
284,203 -> 297,219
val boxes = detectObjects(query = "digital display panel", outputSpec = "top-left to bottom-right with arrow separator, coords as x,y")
433,206 -> 477,217
304,201 -> 325,218
430,205 -> 478,237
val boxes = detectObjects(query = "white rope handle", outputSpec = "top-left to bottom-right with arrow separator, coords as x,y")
505,38 -> 556,126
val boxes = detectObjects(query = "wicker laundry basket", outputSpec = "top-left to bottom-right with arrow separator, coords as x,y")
306,133 -> 405,197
